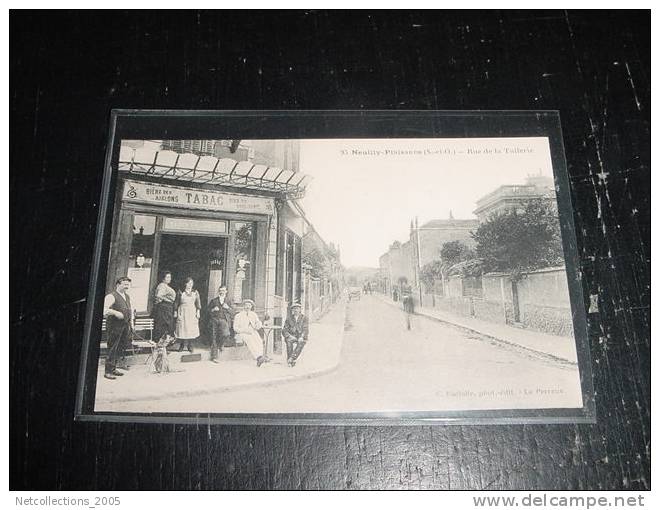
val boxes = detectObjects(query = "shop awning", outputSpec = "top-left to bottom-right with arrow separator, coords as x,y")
118,145 -> 311,198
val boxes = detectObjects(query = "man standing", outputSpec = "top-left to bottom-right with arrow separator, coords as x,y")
207,285 -> 234,364
282,302 -> 309,367
401,282 -> 415,330
103,276 -> 133,380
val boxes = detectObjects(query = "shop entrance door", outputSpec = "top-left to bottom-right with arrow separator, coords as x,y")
158,234 -> 228,308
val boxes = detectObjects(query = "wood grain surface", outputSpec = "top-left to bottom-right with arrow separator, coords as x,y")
10,10 -> 650,490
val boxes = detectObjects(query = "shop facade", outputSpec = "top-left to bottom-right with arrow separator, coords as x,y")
106,175 -> 306,338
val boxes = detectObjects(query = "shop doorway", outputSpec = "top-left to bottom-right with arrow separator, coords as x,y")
158,234 -> 228,307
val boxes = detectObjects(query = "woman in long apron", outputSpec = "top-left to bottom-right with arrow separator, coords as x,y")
175,277 -> 201,352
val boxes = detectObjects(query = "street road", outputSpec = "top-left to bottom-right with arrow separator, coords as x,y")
112,295 -> 583,413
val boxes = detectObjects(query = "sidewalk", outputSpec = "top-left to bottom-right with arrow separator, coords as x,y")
376,294 -> 578,365
95,299 -> 347,407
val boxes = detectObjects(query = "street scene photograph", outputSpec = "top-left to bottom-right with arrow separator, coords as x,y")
92,136 -> 584,415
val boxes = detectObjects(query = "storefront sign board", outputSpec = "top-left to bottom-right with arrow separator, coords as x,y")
122,179 -> 275,215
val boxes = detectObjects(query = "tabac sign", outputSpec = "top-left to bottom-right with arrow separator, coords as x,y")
122,180 -> 275,215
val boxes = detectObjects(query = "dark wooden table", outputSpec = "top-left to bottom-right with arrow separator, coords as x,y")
10,10 -> 649,490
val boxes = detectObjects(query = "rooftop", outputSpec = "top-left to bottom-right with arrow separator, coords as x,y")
419,219 -> 479,229
474,182 -> 556,215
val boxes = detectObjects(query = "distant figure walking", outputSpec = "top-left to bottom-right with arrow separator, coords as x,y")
401,284 -> 415,330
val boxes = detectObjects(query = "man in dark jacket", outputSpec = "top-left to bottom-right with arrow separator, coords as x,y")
206,285 -> 234,363
282,302 -> 309,367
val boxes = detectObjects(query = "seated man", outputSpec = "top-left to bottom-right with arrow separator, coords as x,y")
282,302 -> 309,367
233,299 -> 267,367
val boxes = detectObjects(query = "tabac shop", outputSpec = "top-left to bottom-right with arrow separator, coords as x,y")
106,178 -> 305,326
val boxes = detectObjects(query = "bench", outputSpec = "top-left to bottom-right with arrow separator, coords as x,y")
101,316 -> 155,354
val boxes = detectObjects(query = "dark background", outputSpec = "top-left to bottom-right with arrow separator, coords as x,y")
11,10 -> 650,490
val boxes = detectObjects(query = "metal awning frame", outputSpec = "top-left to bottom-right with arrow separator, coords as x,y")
118,155 -> 310,199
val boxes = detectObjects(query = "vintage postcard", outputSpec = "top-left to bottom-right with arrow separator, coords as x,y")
76,111 -> 594,424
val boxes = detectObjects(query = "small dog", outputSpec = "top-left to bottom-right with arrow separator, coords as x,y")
150,334 -> 176,373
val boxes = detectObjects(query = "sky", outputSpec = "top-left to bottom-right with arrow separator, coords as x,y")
298,137 -> 555,268
122,138 -> 555,269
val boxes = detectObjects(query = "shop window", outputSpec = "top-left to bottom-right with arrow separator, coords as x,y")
128,215 -> 156,313
233,221 -> 255,303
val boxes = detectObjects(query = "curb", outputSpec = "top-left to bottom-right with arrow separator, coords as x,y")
96,300 -> 348,405
377,296 -> 577,367
96,362 -> 343,405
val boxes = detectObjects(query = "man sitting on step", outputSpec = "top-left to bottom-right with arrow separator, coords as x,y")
282,302 -> 309,367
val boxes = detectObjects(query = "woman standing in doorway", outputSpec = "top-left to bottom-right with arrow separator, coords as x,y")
175,277 -> 201,352
152,271 -> 176,343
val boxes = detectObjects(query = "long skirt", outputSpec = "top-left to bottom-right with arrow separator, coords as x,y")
153,301 -> 175,341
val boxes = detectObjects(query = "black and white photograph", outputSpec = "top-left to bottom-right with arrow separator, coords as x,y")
12,9 -> 650,494
80,114 -> 593,421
